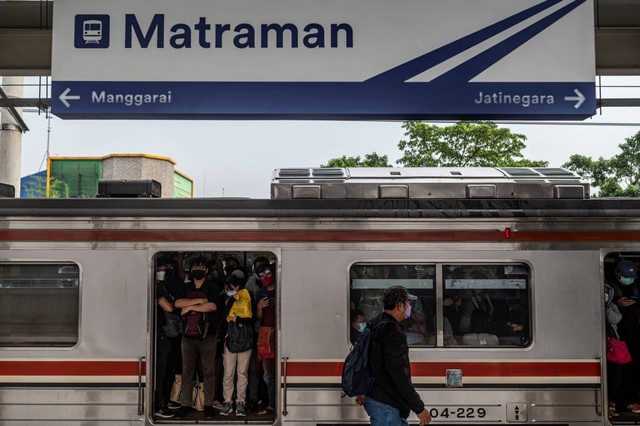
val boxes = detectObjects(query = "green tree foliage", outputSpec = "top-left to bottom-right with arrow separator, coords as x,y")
397,121 -> 548,167
563,130 -> 640,197
48,178 -> 70,198
321,152 -> 391,168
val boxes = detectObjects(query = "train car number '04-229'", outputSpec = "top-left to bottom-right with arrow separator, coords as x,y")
428,406 -> 499,421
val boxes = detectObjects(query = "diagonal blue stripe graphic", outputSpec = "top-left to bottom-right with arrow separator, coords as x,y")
365,0 -> 563,85
431,0 -> 587,86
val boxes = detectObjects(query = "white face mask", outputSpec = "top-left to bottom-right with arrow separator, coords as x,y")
404,302 -> 412,319
156,270 -> 165,281
226,290 -> 238,297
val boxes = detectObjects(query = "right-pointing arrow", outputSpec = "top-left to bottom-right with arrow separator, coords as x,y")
564,89 -> 585,109
59,87 -> 81,108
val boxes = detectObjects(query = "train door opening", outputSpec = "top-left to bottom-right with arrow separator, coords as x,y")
151,251 -> 277,423
604,252 -> 640,422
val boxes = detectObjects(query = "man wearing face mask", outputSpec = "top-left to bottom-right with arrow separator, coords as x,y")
244,256 -> 271,412
609,259 -> 640,413
356,285 -> 431,426
174,256 -> 222,420
154,254 -> 181,419
255,264 -> 277,415
350,309 -> 366,345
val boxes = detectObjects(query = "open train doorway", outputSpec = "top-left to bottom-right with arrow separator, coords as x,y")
604,252 -> 640,421
151,251 -> 277,423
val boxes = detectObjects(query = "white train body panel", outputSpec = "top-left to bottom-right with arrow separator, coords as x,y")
0,167 -> 628,425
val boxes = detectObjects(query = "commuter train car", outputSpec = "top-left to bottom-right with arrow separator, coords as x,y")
0,167 -> 635,425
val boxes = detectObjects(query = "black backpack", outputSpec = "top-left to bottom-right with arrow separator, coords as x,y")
180,290 -> 210,339
341,318 -> 394,397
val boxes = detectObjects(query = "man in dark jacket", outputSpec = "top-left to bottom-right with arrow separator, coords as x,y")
357,285 -> 431,425
174,256 -> 222,420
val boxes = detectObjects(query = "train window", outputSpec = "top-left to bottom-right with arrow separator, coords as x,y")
0,263 -> 79,347
444,264 -> 530,347
349,263 -> 530,348
350,264 -> 437,347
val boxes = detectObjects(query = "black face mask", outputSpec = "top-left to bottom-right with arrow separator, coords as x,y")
225,266 -> 237,275
164,268 -> 174,279
191,270 -> 206,280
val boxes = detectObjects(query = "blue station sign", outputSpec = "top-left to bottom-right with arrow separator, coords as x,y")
51,0 -> 596,120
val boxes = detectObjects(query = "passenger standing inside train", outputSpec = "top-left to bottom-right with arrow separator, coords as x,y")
350,309 -> 366,345
220,272 -> 254,417
356,285 -> 431,426
606,282 -> 624,418
255,264 -> 277,415
609,259 -> 640,413
356,266 -> 390,321
224,257 -> 242,277
154,255 -> 181,419
174,256 -> 222,420
458,271 -> 493,334
245,256 -> 271,412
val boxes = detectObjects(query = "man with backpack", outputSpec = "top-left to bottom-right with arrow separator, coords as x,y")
356,285 -> 431,426
174,256 -> 222,420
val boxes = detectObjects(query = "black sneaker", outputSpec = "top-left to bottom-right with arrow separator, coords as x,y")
236,402 -> 247,417
155,405 -> 175,419
173,406 -> 189,419
246,399 -> 258,413
204,405 -> 216,419
219,402 -> 233,416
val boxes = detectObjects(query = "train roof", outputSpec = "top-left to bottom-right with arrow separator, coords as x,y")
1,167 -> 638,219
271,167 -> 590,200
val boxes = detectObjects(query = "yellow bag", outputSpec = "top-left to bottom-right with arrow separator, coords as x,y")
192,383 -> 205,411
169,374 -> 181,403
169,374 -> 204,411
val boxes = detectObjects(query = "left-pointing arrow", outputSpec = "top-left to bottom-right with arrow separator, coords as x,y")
59,87 -> 81,108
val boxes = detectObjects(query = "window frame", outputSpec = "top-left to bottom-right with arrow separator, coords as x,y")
348,261 -> 533,349
0,261 -> 81,349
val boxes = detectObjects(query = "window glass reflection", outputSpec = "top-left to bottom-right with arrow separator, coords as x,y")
349,263 -> 530,348
444,264 -> 529,347
0,263 -> 80,347
350,264 -> 436,347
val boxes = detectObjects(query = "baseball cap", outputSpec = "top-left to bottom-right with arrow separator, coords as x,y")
383,285 -> 417,307
617,260 -> 638,278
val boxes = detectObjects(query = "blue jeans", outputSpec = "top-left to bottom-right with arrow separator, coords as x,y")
263,370 -> 276,408
364,396 -> 409,426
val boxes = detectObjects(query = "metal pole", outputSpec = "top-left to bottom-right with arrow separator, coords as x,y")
0,76 -> 24,197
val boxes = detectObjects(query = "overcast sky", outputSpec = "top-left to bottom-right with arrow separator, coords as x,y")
14,76 -> 640,199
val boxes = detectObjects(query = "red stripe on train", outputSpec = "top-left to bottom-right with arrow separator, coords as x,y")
0,360 -> 599,378
0,361 -> 145,376
0,229 -> 639,242
285,361 -> 601,377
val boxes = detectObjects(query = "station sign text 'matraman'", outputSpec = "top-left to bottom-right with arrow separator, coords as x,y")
125,14 -> 353,49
